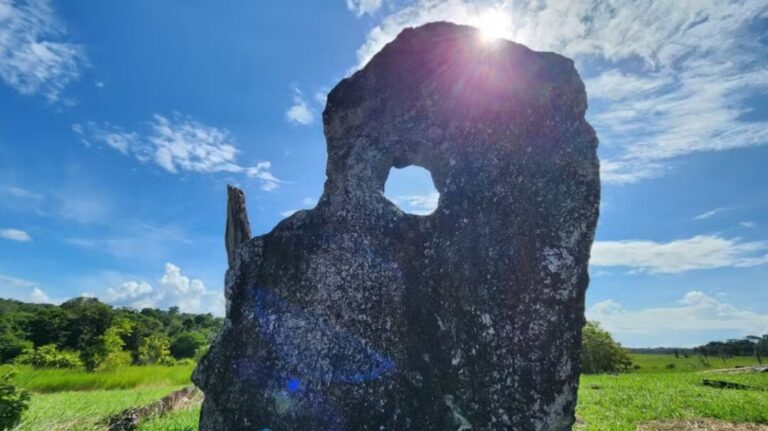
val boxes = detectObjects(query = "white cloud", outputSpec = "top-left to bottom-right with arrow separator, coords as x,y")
0,228 -> 31,242
0,273 -> 36,289
0,273 -> 52,303
0,185 -> 43,201
588,291 -> 768,337
741,221 -> 757,229
29,287 -> 51,303
353,0 -> 768,184
314,89 -> 329,106
63,222 -> 195,261
285,87 -> 315,125
390,192 -> 439,215
346,0 -> 383,17
279,197 -> 319,218
591,235 -> 768,274
693,207 -> 729,220
74,114 -> 281,191
0,0 -> 86,101
105,263 -> 223,315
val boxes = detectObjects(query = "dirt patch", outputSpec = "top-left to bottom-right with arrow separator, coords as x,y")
637,419 -> 768,430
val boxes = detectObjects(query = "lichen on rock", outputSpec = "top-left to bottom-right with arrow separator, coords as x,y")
193,21 -> 600,430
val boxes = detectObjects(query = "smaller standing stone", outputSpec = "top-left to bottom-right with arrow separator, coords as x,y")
225,185 -> 251,267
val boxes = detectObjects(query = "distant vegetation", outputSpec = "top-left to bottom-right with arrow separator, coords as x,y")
581,321 -> 632,374
0,298 -> 223,371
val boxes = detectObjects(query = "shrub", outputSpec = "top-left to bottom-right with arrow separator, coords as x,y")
170,332 -> 207,360
138,335 -> 173,365
581,321 -> 632,374
0,336 -> 32,364
14,345 -> 82,369
0,367 -> 30,430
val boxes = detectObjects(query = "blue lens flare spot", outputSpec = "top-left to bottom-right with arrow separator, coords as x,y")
286,377 -> 301,393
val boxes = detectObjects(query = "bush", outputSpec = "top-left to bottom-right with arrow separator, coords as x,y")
138,335 -> 173,365
170,332 -> 207,360
581,321 -> 632,374
14,345 -> 82,369
0,336 -> 32,364
0,367 -> 30,430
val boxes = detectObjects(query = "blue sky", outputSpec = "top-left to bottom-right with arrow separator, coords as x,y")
1,0 -> 767,347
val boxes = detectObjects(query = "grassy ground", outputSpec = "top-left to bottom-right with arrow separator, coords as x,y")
10,354 -> 768,430
627,353 -> 763,374
14,386 -> 185,431
12,364 -> 195,393
137,406 -> 201,431
578,372 -> 768,430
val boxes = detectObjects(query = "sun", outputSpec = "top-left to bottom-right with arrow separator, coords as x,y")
475,9 -> 510,42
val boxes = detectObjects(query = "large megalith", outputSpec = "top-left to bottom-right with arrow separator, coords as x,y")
193,21 -> 600,430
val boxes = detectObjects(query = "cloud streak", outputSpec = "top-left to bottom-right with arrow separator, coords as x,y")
346,0 -> 383,17
74,114 -> 282,191
0,228 -> 31,242
591,235 -> 768,274
0,0 -> 87,101
693,207 -> 729,221
286,87 -> 315,125
588,291 -> 768,339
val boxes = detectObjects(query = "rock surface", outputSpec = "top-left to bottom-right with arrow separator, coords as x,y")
193,21 -> 600,430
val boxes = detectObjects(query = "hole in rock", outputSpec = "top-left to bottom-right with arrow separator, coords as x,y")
383,165 -> 439,215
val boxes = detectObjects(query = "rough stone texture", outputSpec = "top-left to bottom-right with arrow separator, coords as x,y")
225,185 -> 251,267
193,21 -> 599,430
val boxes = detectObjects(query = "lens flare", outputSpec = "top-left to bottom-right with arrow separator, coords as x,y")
475,9 -> 510,42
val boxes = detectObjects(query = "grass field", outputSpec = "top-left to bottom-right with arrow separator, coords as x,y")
9,354 -> 767,430
15,386 -> 186,431
10,364 -> 195,393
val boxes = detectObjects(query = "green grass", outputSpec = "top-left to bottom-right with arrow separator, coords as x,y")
577,371 -> 768,430
628,353 -> 764,373
11,364 -> 194,393
15,386 -> 185,431
137,405 -> 200,431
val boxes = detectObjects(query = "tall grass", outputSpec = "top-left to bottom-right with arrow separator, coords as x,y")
11,364 -> 194,393
137,405 -> 200,431
16,386 -> 183,431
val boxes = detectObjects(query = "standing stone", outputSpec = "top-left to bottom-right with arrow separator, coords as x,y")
193,21 -> 600,430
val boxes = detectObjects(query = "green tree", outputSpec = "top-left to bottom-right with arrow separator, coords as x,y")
0,336 -> 32,364
60,298 -> 113,351
138,335 -> 173,365
0,367 -> 30,431
81,319 -> 133,371
27,306 -> 70,347
581,321 -> 632,374
170,331 -> 207,359
746,335 -> 763,364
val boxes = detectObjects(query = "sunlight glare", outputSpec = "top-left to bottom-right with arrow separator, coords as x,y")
475,9 -> 510,43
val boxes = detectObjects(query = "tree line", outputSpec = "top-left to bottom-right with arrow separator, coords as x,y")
694,336 -> 768,363
0,297 -> 223,371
